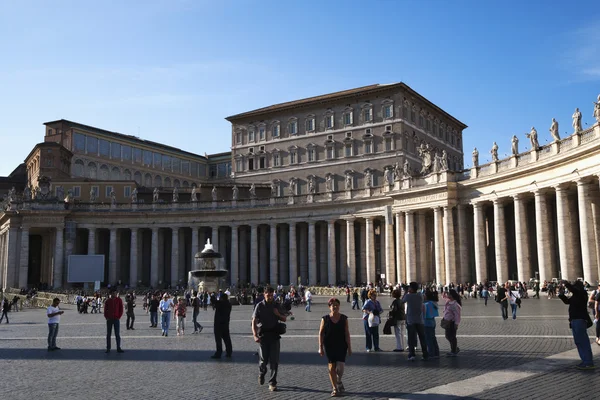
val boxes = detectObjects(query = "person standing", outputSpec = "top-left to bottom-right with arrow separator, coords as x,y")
390,289 -> 406,352
305,289 -> 312,312
351,290 -> 360,310
47,298 -> 64,351
361,289 -> 383,352
319,298 -> 352,397
252,287 -> 287,392
594,284 -> 600,346
175,297 -> 186,336
148,294 -> 159,328
104,289 -> 124,353
191,292 -> 204,334
0,298 -> 9,323
423,290 -> 440,358
558,280 -> 595,370
403,282 -> 429,361
508,286 -> 520,320
496,283 -> 509,320
481,286 -> 489,306
125,294 -> 136,330
159,293 -> 173,336
211,293 -> 233,359
442,289 -> 462,356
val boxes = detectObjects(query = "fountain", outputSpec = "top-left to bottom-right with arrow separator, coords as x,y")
188,239 -> 228,293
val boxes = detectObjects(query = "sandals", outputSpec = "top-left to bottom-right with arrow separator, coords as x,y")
331,389 -> 340,397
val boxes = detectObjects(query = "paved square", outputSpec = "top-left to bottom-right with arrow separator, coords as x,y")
0,294 -> 598,399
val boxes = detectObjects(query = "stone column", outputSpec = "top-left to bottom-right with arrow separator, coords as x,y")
211,226 -> 220,254
230,225 -> 239,286
457,205 -> 470,283
88,228 -> 96,255
405,212 -> 417,282
53,227 -> 64,289
289,222 -> 297,285
151,227 -> 159,287
395,212 -> 406,284
191,227 -> 198,265
259,225 -> 268,283
170,227 -> 179,286
250,224 -> 259,285
328,220 -> 336,285
433,207 -> 445,284
359,221 -> 367,283
385,216 -> 395,284
109,228 -> 117,285
473,203 -> 487,284
577,180 -> 598,283
417,212 -> 427,282
493,200 -> 508,284
339,223 -> 347,283
346,219 -> 356,285
240,227 -> 248,283
129,228 -> 138,288
18,227 -> 30,288
365,217 -> 375,284
308,221 -> 317,285
534,190 -> 553,283
299,224 -> 308,284
443,206 -> 457,284
555,184 -> 576,281
270,224 -> 278,285
319,224 -> 328,284
513,194 -> 531,282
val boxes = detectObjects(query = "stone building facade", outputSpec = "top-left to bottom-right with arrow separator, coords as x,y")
1,83 -> 600,290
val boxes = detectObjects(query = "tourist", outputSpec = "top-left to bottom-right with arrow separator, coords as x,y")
442,289 -> 462,357
191,291 -> 204,333
423,290 -> 440,358
319,297 -> 351,397
508,285 -> 520,320
125,293 -> 136,330
104,288 -> 124,353
390,289 -> 406,352
481,286 -> 489,306
0,297 -> 9,323
252,286 -> 287,392
175,297 -> 186,335
403,282 -> 429,361
496,283 -> 508,320
159,293 -> 173,336
211,293 -> 232,359
594,284 -> 600,346
351,289 -> 360,310
305,288 -> 312,312
361,289 -> 383,352
46,297 -> 64,351
148,293 -> 159,327
558,280 -> 595,370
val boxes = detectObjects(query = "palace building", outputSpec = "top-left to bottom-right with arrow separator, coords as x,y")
1,83 -> 600,290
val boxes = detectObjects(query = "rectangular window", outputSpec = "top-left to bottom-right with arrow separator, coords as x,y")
99,139 -> 110,157
143,150 -> 152,166
402,106 -> 408,119
122,145 -> 131,162
259,157 -> 266,169
308,148 -> 315,162
249,130 -> 255,142
327,147 -> 335,159
124,186 -> 131,198
385,138 -> 392,152
73,133 -> 86,152
162,155 -> 171,171
343,112 -> 353,125
152,153 -> 161,168
209,165 -> 217,178
236,159 -> 243,172
236,132 -> 242,144
182,161 -> 190,175
365,142 -> 372,154
111,142 -> 121,160
306,119 -> 315,132
273,153 -> 280,167
288,121 -> 297,135
290,152 -> 296,164
363,109 -> 372,122
345,145 -> 352,157
198,163 -> 206,177
326,115 -> 334,129
191,162 -> 198,177
86,137 -> 98,155
217,163 -> 227,177
72,186 -> 81,198
133,148 -> 142,163
411,110 -> 416,123
259,127 -> 266,141
272,125 -> 280,137
105,186 -> 113,198
419,115 -> 424,127
426,119 -> 431,131
248,158 -> 254,171
172,158 -> 181,173
384,104 -> 393,119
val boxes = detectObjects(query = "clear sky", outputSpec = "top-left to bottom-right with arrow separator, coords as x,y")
1,0 -> 599,176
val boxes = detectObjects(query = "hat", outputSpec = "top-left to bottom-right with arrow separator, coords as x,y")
163,293 -> 169,298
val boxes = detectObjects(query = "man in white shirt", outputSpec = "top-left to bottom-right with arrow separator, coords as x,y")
159,293 -> 174,336
47,298 -> 64,351
225,288 -> 231,297
304,289 -> 312,312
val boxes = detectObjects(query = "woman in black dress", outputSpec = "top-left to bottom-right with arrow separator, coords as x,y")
319,297 -> 352,397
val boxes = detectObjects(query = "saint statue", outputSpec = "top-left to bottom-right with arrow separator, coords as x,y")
289,178 -> 297,196
526,127 -> 539,149
394,162 -> 402,181
490,142 -> 499,162
403,159 -> 411,176
89,187 -> 96,203
131,188 -> 138,203
572,108 -> 582,133
417,143 -> 432,175
594,95 -> 600,123
364,170 -> 372,188
308,177 -> 316,194
7,187 -> 16,202
33,186 -> 40,200
511,135 -> 519,155
345,173 -> 352,190
23,186 -> 31,201
211,186 -> 218,201
472,148 -> 479,167
441,150 -> 448,171
190,185 -> 199,202
110,191 -> 117,206
172,186 -> 179,202
384,167 -> 393,186
547,118 -> 560,142
153,187 -> 160,203
56,186 -> 64,201
249,183 -> 256,199
232,185 -> 239,200
270,182 -> 277,197
325,175 -> 333,192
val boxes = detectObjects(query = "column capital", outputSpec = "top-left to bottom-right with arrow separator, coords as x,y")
512,192 -> 527,201
492,198 -> 505,206
130,227 -> 139,232
405,210 -> 415,215
328,220 -> 336,226
456,204 -> 466,210
576,178 -> 592,187
308,220 -> 316,226
433,207 -> 442,213
471,201 -> 484,209
553,182 -> 571,192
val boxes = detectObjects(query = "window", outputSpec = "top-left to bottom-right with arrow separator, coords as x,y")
385,125 -> 392,132
327,134 -> 334,141
411,109 -> 416,123
345,132 -> 352,138
73,133 -> 86,152
111,143 -> 121,160
236,132 -> 242,144
133,148 -> 142,163
290,151 -> 297,164
248,158 -> 254,171
122,145 -> 131,162
236,159 -> 243,172
326,114 -> 334,129
259,156 -> 266,169
87,137 -> 98,155
182,161 -> 190,175
383,104 -> 393,119
259,145 -> 265,152
426,119 -> 431,131
364,141 -> 372,154
105,186 -> 113,198
91,186 -> 99,198
363,108 -> 372,122
273,153 -> 280,167
402,104 -> 408,119
172,158 -> 180,173
365,128 -> 372,135
327,146 -> 335,160
259,127 -> 266,141
124,186 -> 131,198
249,129 -> 255,142
308,148 -> 316,162
419,114 -> 424,127
288,120 -> 297,135
305,117 -> 315,132
99,139 -> 110,157
433,123 -> 438,136
385,137 -> 393,152
249,147 -> 254,154
143,150 -> 152,166
272,124 -> 280,138
343,111 -> 353,126
345,144 -> 353,157
72,186 -> 81,198
153,153 -> 161,168
162,155 -> 171,171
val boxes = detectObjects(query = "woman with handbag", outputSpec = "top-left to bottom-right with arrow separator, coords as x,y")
362,290 -> 383,352
319,298 -> 352,397
508,287 -> 521,320
442,289 -> 462,357
390,289 -> 406,352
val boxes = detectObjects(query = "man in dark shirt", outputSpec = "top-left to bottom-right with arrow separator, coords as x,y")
211,293 -> 232,359
252,287 -> 286,392
559,280 -> 594,370
125,294 -> 135,330
191,292 -> 204,334
104,289 -> 124,353
496,283 -> 508,320
148,294 -> 159,328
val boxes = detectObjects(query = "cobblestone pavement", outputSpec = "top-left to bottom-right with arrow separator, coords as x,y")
0,294 -> 598,400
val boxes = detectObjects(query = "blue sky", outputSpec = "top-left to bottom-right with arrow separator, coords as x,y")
1,0 -> 599,176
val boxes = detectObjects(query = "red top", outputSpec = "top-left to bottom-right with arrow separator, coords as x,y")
104,297 -> 124,320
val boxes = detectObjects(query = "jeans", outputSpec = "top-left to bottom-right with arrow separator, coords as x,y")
571,319 -> 593,366
305,299 -> 312,312
483,296 -> 488,306
444,321 -> 458,354
193,310 -> 203,332
393,320 -> 406,350
150,311 -> 158,327
407,323 -> 429,358
48,323 -> 59,348
363,318 -> 380,350
500,302 -> 508,320
126,312 -> 135,329
214,324 -> 232,356
161,311 -> 171,334
0,311 -> 8,323
259,334 -> 280,386
176,316 -> 185,332
352,300 -> 359,310
510,304 -> 517,319
424,323 -> 439,357
106,319 -> 121,350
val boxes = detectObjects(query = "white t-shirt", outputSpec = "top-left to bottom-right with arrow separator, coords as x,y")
508,290 -> 520,305
159,299 -> 173,312
305,291 -> 312,301
47,305 -> 61,324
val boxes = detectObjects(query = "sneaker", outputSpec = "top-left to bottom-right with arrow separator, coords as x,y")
53,347 -> 61,350
408,355 -> 416,361
117,348 -> 125,353
199,326 -> 204,333
393,349 -> 404,352
337,382 -> 345,393
268,385 -> 277,392
575,363 -> 595,370
210,354 -> 221,359
374,348 -> 383,352
446,352 -> 457,357
162,332 -> 165,336
258,375 -> 265,385
366,349 -> 372,352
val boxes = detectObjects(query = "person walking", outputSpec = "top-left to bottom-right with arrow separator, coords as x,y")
496,283 -> 509,320
481,286 -> 489,306
125,294 -> 136,330
305,289 -> 313,312
361,289 -> 383,352
423,290 -> 440,358
558,280 -> 595,370
191,292 -> 204,334
159,293 -> 173,336
47,298 -> 64,351
104,289 -> 124,353
351,290 -> 360,310
319,297 -> 352,397
0,298 -> 9,323
508,286 -> 520,320
442,289 -> 462,357
390,289 -> 406,352
252,287 -> 287,392
148,293 -> 159,328
403,282 -> 429,361
175,297 -> 187,336
594,284 -> 600,346
211,293 -> 233,359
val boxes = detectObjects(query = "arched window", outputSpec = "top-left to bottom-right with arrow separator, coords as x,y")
134,171 -> 142,185
182,181 -> 189,188
144,173 -> 152,187
173,179 -> 180,188
111,167 -> 120,180
154,175 -> 162,187
164,177 -> 171,187
73,160 -> 85,177
88,162 -> 97,179
123,169 -> 131,181
100,165 -> 109,180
